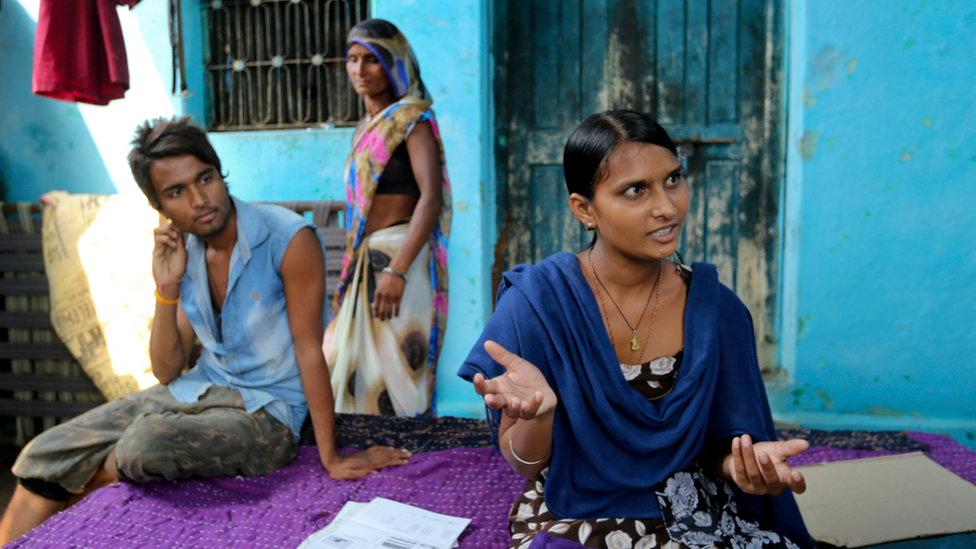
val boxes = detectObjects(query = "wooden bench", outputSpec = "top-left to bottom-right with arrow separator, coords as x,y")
0,200 -> 346,437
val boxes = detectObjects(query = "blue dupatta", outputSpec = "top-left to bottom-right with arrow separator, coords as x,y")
458,252 -> 812,548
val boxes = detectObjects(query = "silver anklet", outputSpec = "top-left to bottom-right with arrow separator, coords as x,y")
509,437 -> 549,465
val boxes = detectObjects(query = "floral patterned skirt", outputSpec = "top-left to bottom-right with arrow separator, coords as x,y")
509,463 -> 801,549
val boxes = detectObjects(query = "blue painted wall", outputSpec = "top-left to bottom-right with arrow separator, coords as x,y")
0,0 -> 189,202
207,130 -> 354,202
0,0 -> 114,200
775,0 -> 976,449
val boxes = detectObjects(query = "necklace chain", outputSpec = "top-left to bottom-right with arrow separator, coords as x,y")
593,257 -> 654,337
588,248 -> 663,364
369,102 -> 391,117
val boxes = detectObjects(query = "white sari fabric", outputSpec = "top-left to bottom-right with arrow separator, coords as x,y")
324,224 -> 434,416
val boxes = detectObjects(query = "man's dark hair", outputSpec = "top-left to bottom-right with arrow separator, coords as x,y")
128,116 -> 226,209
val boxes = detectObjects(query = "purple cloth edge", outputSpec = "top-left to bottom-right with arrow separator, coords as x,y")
787,431 -> 976,486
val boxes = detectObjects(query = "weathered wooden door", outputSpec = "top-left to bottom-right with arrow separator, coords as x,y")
492,0 -> 785,369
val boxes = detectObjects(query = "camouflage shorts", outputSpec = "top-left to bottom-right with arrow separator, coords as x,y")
12,384 -> 297,493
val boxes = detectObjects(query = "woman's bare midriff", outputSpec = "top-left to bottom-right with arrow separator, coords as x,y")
363,193 -> 420,235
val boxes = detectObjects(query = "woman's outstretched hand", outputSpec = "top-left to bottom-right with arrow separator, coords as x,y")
472,341 -> 558,420
727,434 -> 809,496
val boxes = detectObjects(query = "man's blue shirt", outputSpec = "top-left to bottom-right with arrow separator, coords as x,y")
169,196 -> 326,438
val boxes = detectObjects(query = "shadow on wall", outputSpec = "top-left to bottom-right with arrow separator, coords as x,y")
0,0 -> 115,202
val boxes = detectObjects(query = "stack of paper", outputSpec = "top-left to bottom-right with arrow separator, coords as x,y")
299,498 -> 471,549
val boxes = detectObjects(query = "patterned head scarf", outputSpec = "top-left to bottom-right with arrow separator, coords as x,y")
346,19 -> 431,106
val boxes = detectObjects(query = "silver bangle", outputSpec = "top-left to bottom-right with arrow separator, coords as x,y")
382,266 -> 408,283
509,437 -> 549,465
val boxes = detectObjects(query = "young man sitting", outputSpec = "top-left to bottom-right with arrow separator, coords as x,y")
0,117 -> 410,543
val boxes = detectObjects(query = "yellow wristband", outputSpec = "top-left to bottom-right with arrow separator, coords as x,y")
154,289 -> 180,306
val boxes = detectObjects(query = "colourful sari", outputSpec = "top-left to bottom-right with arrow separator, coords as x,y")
324,20 -> 451,417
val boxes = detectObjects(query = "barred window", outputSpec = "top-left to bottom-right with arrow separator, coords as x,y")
203,0 -> 369,131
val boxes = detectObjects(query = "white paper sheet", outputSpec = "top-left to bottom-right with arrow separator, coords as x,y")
352,498 -> 471,548
304,521 -> 434,549
299,498 -> 470,549
298,502 -> 369,549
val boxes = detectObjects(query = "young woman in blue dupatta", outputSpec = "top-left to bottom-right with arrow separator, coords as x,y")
324,20 -> 452,417
459,112 -> 814,549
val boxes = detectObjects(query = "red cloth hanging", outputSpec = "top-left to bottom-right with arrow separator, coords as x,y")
32,0 -> 142,106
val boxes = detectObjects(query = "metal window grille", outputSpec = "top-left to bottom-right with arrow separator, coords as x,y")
203,0 -> 369,131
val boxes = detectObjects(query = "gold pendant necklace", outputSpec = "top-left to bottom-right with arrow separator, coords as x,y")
588,249 -> 662,360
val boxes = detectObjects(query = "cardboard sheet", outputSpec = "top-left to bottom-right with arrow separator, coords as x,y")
794,452 -> 976,547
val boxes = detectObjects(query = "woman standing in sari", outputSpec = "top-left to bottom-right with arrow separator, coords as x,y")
324,19 -> 451,417
460,111 -> 813,549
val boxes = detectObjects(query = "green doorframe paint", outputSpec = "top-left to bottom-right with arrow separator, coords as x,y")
776,0 -> 806,388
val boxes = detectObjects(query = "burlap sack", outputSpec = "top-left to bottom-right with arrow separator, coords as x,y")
41,191 -> 160,400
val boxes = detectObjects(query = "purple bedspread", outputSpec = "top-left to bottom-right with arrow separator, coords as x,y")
7,447 -> 523,549
8,430 -> 976,549
787,431 -> 976,486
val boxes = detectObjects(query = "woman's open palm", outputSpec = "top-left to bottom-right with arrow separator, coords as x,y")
472,341 -> 558,420
729,434 -> 809,496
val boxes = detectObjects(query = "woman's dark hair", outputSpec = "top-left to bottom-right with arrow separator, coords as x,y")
563,110 -> 677,200
128,116 -> 227,210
